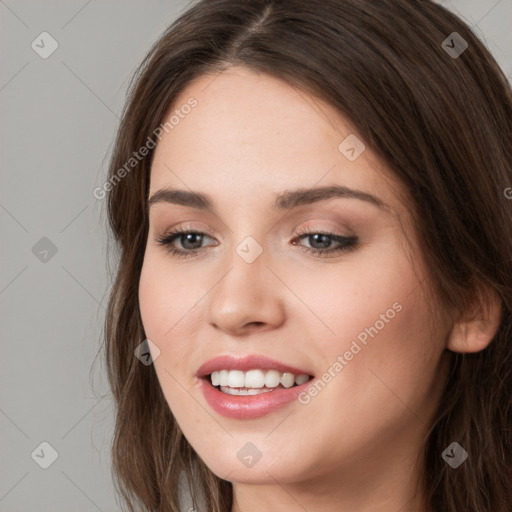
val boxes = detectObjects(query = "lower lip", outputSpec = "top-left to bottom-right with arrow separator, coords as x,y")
199,377 -> 314,419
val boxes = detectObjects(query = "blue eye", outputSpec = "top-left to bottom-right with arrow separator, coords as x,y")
155,227 -> 358,259
155,227 -> 214,259
292,229 -> 358,257
156,228 -> 208,258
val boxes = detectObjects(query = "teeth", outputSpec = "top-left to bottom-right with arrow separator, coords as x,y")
220,386 -> 274,396
209,369 -> 311,390
227,370 -> 245,388
264,370 -> 281,387
294,374 -> 310,385
280,372 -> 295,388
219,370 -> 229,387
211,371 -> 220,387
245,369 -> 265,388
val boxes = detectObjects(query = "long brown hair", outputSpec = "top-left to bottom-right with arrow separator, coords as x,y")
102,1 -> 512,510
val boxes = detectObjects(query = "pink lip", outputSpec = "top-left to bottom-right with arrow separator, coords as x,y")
196,354 -> 315,419
196,354 -> 313,378
199,378 -> 314,419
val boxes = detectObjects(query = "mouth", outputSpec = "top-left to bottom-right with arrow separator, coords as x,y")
196,354 -> 316,418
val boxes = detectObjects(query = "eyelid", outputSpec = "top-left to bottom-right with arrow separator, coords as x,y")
292,218 -> 356,237
156,220 -> 352,242
157,222 -> 217,238
155,218 -> 356,244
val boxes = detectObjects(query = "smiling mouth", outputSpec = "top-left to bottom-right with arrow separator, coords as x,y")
207,369 -> 314,395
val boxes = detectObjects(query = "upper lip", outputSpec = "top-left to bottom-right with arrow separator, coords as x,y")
196,354 -> 314,378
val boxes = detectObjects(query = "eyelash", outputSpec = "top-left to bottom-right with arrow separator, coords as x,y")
155,226 -> 358,259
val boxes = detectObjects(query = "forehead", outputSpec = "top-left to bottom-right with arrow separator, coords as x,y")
149,66 -> 400,212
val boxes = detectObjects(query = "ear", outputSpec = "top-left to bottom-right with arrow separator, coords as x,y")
446,283 -> 502,353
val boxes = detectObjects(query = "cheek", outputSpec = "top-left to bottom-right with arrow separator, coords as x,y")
299,242 -> 443,409
139,255 -> 172,336
138,254 -> 195,380
321,285 -> 443,433
139,250 -> 201,340
138,257 -> 202,423
292,287 -> 443,468
289,240 -> 423,351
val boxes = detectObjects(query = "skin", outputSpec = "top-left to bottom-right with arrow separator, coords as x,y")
138,66 -> 499,512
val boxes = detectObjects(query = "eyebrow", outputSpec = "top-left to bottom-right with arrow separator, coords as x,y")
147,185 -> 388,212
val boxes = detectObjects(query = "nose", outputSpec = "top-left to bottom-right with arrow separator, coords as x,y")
207,248 -> 286,336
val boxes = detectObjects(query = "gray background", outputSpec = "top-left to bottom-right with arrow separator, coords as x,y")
1,1 -> 511,511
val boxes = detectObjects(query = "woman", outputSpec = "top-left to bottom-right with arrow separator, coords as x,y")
103,0 -> 512,510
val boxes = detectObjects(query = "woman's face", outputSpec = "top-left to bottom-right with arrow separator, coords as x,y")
139,66 -> 450,493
